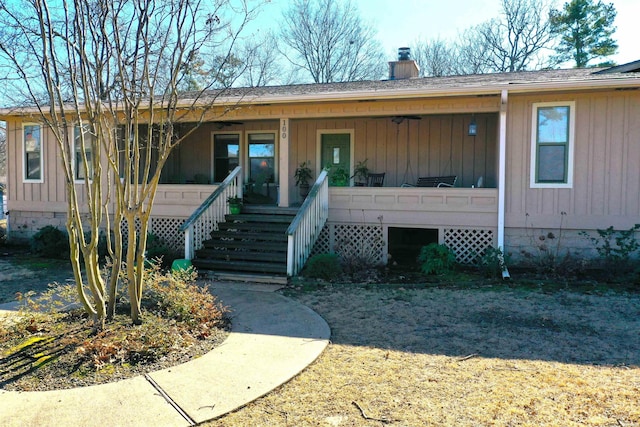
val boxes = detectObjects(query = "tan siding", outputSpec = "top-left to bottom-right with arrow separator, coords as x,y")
505,90 -> 640,230
289,113 -> 497,195
625,95 -> 640,215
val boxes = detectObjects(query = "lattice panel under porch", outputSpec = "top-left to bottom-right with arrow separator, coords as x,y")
443,228 -> 494,264
311,225 -> 331,255
151,217 -> 185,251
311,223 -> 385,264
120,218 -> 141,249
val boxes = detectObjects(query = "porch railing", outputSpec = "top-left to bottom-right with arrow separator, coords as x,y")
180,166 -> 242,260
286,170 -> 329,276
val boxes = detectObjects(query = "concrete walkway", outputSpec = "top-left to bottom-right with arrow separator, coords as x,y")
0,283 -> 331,426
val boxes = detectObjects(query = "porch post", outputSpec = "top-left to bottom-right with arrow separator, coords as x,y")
279,118 -> 291,207
497,89 -> 508,250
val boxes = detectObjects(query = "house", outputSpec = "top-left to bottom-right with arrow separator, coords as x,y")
1,52 -> 639,279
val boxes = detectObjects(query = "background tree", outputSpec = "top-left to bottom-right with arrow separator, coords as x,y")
240,32 -> 285,87
0,0 -> 256,327
411,0 -> 555,76
550,0 -> 617,67
474,0 -> 554,72
280,0 -> 386,83
410,38 -> 458,77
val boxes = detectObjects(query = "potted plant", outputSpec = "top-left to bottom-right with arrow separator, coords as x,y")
227,195 -> 243,214
294,161 -> 314,198
352,159 -> 369,186
329,166 -> 349,186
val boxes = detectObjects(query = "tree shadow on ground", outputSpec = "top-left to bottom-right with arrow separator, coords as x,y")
292,285 -> 640,366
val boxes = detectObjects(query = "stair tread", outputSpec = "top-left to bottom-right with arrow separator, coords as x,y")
226,214 -> 294,224
196,249 -> 286,262
210,231 -> 287,241
192,259 -> 287,274
202,240 -> 286,251
218,222 -> 289,232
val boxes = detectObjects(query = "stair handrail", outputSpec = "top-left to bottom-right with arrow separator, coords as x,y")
286,169 -> 329,276
180,166 -> 243,260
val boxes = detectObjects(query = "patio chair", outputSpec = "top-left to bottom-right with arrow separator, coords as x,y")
367,172 -> 385,187
412,175 -> 457,187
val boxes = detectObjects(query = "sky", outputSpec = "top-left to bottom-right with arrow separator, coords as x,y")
257,0 -> 639,66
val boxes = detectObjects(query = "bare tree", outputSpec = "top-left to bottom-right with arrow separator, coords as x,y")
239,32 -> 283,87
0,0 -> 256,327
459,0 -> 555,73
453,27 -> 496,75
280,0 -> 386,83
411,38 -> 458,77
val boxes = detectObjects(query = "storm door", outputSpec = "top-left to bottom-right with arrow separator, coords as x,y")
246,132 -> 277,204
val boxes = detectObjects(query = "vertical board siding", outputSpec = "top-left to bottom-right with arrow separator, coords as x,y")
505,90 -> 640,229
289,113 -> 497,197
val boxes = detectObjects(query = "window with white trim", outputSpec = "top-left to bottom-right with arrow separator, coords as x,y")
530,102 -> 575,188
23,123 -> 43,182
74,125 -> 94,181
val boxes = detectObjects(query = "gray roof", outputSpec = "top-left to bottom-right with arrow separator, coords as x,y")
3,65 -> 640,117
190,66 -> 640,104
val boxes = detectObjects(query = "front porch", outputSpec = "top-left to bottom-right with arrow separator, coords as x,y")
144,182 -> 497,273
144,109 -> 503,275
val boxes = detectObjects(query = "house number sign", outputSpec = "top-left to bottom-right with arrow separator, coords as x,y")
281,119 -> 288,139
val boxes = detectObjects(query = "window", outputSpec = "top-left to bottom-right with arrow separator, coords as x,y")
213,133 -> 240,182
74,125 -> 94,181
23,124 -> 43,182
530,102 -> 575,188
248,133 -> 275,184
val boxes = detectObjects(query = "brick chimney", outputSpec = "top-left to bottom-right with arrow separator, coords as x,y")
388,47 -> 420,80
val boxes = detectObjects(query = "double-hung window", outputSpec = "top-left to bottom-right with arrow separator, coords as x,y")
530,102 -> 575,188
23,124 -> 43,182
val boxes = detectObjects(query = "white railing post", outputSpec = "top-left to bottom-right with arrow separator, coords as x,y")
180,166 -> 242,260
184,225 -> 193,260
286,170 -> 329,277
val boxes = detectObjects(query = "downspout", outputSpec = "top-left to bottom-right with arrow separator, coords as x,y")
498,89 -> 510,279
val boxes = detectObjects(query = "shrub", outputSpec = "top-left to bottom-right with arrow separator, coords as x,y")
580,224 -> 640,271
303,253 -> 343,281
30,225 -> 69,258
145,233 -> 180,270
476,246 -> 511,278
142,264 -> 228,338
417,243 -> 457,275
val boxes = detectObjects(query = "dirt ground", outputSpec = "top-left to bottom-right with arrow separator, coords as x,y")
0,249 -> 75,304
204,285 -> 640,426
1,243 -> 638,425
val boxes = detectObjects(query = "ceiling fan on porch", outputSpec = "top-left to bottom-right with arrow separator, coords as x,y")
214,121 -> 244,129
390,115 -> 421,124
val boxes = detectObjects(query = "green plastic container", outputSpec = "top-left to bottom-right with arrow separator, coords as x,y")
171,259 -> 192,272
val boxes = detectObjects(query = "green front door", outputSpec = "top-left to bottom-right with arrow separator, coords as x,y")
321,133 -> 351,186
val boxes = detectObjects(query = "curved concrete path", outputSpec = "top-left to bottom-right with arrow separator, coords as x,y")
0,284 -> 330,426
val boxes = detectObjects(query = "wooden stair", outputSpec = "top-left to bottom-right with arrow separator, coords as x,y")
191,206 -> 297,282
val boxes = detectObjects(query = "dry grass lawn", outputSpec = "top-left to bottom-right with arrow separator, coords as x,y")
204,285 -> 640,427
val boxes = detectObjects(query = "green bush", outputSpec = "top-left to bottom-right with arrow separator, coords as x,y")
580,224 -> 640,271
303,253 -> 343,281
417,243 -> 457,275
30,225 -> 69,258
